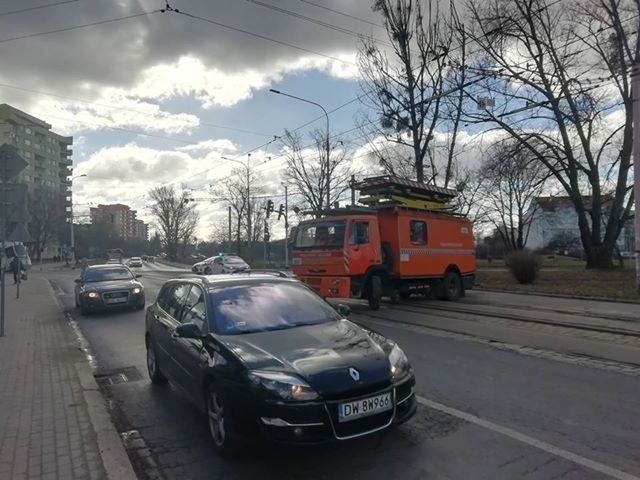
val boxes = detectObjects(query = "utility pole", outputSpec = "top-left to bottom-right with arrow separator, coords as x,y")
284,184 -> 289,268
246,153 -> 252,263
69,174 -> 87,267
633,64 -> 640,294
228,205 -> 232,254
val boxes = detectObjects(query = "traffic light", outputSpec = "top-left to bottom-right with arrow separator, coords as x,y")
263,220 -> 270,242
277,204 -> 285,221
266,199 -> 274,218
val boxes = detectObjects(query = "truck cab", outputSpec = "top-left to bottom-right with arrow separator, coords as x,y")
291,176 -> 476,309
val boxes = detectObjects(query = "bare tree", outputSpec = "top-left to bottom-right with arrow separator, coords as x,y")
148,185 -> 199,260
462,0 -> 638,267
281,130 -> 354,215
479,140 -> 549,251
27,187 -> 65,260
358,0 -> 468,186
214,165 -> 265,255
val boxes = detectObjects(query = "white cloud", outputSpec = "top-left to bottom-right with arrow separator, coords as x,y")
178,139 -> 237,153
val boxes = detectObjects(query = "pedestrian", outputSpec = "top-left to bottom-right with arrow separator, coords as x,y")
9,256 -> 23,284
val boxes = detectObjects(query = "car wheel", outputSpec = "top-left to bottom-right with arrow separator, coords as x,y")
206,384 -> 240,457
367,275 -> 382,310
439,271 -> 462,301
146,339 -> 168,385
204,267 -> 212,275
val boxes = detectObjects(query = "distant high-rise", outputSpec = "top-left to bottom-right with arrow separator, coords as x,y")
90,204 -> 149,241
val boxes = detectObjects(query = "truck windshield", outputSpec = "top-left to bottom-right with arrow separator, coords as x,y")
294,220 -> 346,248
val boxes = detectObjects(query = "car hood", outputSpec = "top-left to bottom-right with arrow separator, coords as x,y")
82,279 -> 141,292
220,320 -> 391,396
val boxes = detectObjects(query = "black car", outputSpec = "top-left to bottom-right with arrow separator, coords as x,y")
144,274 -> 416,456
75,264 -> 145,315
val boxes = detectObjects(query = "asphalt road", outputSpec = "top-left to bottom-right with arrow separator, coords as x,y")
45,263 -> 640,480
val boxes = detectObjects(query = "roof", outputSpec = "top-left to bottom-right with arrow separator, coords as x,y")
535,195 -> 614,212
176,271 -> 294,286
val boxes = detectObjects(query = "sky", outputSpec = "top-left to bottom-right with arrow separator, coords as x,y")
0,0 -> 628,241
0,0 -> 386,238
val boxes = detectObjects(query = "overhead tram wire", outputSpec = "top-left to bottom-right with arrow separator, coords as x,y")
244,0 -> 393,48
160,4 -> 356,67
295,0 -> 384,30
0,82 -> 274,138
0,9 -> 161,44
206,0 -> 576,167
0,0 -> 82,17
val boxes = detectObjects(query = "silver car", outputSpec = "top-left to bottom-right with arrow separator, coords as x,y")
192,255 -> 249,275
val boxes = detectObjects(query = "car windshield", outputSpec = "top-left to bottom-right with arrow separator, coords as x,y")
223,256 -> 246,265
208,282 -> 340,335
84,267 -> 133,282
294,220 -> 346,248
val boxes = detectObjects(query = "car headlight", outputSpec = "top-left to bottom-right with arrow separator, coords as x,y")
389,344 -> 411,381
85,291 -> 98,298
132,287 -> 142,294
248,371 -> 319,401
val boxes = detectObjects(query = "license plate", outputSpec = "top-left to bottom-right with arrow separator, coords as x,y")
338,392 -> 392,422
105,297 -> 127,304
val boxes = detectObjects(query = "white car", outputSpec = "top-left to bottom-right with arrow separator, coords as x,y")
192,255 -> 250,275
128,257 -> 143,268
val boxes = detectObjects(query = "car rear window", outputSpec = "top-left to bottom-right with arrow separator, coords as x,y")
208,282 -> 339,335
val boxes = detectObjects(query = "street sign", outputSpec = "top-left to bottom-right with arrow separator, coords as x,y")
0,143 -> 28,181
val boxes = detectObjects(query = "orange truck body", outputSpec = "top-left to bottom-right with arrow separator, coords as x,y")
291,178 -> 476,308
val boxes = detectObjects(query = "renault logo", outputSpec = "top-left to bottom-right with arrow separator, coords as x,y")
349,367 -> 360,381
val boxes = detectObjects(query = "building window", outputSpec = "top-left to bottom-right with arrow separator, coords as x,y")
410,220 -> 427,245
24,139 -> 31,146
25,127 -> 32,134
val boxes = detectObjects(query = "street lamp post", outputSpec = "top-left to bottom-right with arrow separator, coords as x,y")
69,174 -> 87,266
269,89 -> 331,209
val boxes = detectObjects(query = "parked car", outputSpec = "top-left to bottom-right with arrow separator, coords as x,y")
128,257 -> 143,268
75,265 -> 145,315
145,274 -> 416,456
192,254 -> 249,275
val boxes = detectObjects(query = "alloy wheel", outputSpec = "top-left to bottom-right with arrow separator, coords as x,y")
208,392 -> 226,447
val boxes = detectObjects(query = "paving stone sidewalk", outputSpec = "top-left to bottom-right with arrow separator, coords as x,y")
0,274 -> 131,480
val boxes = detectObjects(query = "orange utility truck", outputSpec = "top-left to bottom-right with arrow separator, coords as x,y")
291,176 -> 476,309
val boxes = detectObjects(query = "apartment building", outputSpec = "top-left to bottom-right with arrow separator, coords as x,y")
90,204 -> 149,241
0,103 -> 73,193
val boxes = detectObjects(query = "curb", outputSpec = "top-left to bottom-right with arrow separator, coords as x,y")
75,363 -> 138,480
474,286 -> 640,305
46,281 -> 138,480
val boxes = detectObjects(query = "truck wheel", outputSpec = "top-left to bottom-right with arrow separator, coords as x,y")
439,271 -> 462,301
368,276 -> 382,310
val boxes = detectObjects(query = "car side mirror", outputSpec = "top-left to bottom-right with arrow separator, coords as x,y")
174,323 -> 202,339
336,304 -> 351,317
74,278 -> 82,284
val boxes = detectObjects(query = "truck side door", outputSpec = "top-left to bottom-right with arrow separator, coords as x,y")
346,220 -> 377,274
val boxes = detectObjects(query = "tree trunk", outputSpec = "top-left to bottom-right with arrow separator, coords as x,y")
585,244 -> 615,269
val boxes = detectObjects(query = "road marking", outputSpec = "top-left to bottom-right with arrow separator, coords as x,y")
416,396 -> 640,480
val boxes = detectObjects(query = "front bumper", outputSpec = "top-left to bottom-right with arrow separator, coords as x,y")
80,291 -> 145,311
296,275 -> 352,299
252,376 -> 416,444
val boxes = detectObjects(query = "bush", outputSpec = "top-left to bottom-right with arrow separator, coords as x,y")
506,249 -> 542,284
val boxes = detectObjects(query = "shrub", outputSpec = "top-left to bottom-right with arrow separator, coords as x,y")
506,249 -> 542,284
